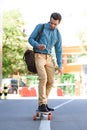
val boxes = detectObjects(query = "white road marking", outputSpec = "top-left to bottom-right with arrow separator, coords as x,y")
54,99 -> 74,110
39,120 -> 51,130
39,99 -> 74,130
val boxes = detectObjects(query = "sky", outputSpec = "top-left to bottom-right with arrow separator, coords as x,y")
1,0 -> 87,46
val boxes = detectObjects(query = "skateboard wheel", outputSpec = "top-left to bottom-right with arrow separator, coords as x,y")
36,112 -> 39,117
33,115 -> 37,120
48,115 -> 52,120
49,112 -> 52,116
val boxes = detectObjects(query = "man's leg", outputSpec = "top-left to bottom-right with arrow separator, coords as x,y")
45,55 -> 55,111
45,55 -> 55,98
34,54 -> 48,106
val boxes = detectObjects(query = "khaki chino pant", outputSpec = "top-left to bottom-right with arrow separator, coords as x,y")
34,53 -> 55,106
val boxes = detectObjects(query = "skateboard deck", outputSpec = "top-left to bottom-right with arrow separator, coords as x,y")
33,110 -> 52,120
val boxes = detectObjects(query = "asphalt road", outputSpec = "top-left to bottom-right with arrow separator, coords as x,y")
0,98 -> 87,130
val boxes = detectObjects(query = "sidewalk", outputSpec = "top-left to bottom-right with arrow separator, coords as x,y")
0,87 -> 87,99
1,94 -> 87,100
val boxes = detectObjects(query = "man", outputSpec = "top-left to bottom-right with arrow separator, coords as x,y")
28,12 -> 62,112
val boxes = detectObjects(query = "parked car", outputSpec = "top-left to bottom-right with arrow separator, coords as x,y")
2,78 -> 27,94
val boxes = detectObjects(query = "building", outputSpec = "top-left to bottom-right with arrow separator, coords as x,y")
62,45 -> 87,96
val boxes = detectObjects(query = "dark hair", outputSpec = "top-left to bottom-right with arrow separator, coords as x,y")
50,12 -> 62,22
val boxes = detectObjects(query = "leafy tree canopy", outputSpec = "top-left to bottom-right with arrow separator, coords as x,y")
2,9 -> 31,77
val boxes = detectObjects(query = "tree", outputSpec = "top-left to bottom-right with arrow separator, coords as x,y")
2,9 -> 30,77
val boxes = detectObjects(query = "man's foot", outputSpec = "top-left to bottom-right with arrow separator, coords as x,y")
38,104 -> 49,112
46,104 -> 54,111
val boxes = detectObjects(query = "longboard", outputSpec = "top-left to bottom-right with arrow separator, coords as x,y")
33,110 -> 52,120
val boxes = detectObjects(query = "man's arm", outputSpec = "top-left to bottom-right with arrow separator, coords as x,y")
55,30 -> 63,75
28,24 -> 41,49
28,24 -> 46,50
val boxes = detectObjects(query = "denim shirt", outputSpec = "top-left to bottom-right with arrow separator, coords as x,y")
28,22 -> 62,68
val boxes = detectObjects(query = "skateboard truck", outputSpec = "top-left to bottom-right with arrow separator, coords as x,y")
33,110 -> 52,120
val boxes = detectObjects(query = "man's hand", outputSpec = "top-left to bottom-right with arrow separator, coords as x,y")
38,44 -> 46,50
58,68 -> 63,76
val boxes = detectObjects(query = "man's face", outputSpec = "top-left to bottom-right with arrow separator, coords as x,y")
50,17 -> 60,30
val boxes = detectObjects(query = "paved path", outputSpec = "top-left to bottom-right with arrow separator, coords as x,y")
0,98 -> 87,130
